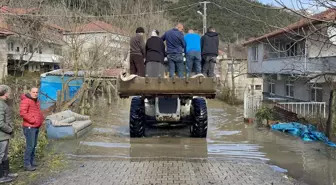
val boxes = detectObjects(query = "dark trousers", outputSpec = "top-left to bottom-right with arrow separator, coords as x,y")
23,127 -> 39,167
202,56 -> 216,77
167,54 -> 184,78
146,61 -> 165,77
0,140 -> 8,163
130,54 -> 145,77
186,51 -> 201,77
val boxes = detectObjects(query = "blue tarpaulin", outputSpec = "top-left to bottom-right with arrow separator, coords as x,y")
39,70 -> 84,110
271,122 -> 336,147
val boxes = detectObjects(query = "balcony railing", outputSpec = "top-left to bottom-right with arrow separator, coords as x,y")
275,102 -> 326,118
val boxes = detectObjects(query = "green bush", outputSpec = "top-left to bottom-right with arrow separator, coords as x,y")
2,76 -> 48,171
217,86 -> 243,105
255,107 -> 274,126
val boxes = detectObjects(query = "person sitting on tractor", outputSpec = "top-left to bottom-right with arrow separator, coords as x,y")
145,29 -> 166,77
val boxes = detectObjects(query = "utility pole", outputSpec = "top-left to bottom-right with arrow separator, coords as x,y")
199,1 -> 211,35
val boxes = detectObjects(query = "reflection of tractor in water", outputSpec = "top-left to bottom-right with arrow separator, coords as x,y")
118,73 -> 218,138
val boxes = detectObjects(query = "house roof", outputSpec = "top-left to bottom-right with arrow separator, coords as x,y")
46,23 -> 69,32
0,6 -> 66,43
0,6 -> 38,14
243,8 -> 336,46
68,21 -> 129,36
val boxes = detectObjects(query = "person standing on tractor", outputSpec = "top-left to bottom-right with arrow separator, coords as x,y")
161,23 -> 185,78
184,29 -> 201,77
145,29 -> 166,77
201,27 -> 219,77
129,27 -> 146,77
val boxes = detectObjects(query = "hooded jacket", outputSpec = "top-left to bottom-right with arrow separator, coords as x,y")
201,31 -> 219,57
0,99 -> 13,141
20,94 -> 44,128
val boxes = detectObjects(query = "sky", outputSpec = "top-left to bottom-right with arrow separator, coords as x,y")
258,0 -> 333,13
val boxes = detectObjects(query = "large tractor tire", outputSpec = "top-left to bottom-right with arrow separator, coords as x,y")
129,97 -> 145,137
190,97 -> 208,138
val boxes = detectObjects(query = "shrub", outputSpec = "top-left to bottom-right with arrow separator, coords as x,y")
217,86 -> 243,105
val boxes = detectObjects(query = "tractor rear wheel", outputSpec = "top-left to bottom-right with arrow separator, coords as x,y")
190,97 -> 208,138
129,97 -> 145,137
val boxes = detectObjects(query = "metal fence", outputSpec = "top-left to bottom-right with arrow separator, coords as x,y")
275,102 -> 327,118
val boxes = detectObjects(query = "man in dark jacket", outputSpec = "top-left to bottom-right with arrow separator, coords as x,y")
201,27 -> 219,77
129,27 -> 146,76
20,87 -> 44,171
145,29 -> 166,77
161,23 -> 185,78
0,85 -> 17,183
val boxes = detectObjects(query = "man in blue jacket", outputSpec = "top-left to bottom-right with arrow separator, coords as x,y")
184,29 -> 201,77
161,23 -> 185,78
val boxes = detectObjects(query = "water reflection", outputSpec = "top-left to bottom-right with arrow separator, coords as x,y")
49,98 -> 336,185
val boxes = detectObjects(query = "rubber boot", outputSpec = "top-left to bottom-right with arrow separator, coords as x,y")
0,164 -> 13,184
2,160 -> 18,178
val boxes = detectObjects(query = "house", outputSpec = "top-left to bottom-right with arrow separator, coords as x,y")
244,9 -> 336,104
62,21 -> 130,70
218,45 -> 263,100
0,6 -> 65,77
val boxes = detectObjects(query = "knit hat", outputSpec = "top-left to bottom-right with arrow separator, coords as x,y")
136,27 -> 145,33
151,29 -> 159,36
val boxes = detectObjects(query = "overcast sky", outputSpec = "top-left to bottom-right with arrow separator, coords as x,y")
258,0 -> 331,13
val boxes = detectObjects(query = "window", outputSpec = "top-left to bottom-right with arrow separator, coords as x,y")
54,47 -> 62,55
16,47 -> 19,52
38,46 -> 42,54
268,81 -> 275,94
251,45 -> 258,61
255,85 -> 262,90
285,80 -> 294,97
227,62 -> 240,73
265,40 -> 305,59
311,83 -> 323,102
29,45 -> 33,53
8,42 -> 13,51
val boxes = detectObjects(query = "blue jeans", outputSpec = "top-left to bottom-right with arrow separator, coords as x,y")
186,51 -> 201,77
23,127 -> 39,167
167,54 -> 184,78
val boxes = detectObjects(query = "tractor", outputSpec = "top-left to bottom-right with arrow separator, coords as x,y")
118,73 -> 218,138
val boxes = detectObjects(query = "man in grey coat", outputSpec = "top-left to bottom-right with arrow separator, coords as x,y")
0,85 -> 18,183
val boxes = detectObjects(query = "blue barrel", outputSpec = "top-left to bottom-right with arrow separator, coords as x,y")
38,71 -> 84,110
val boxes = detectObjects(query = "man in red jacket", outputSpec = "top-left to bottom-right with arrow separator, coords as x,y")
19,87 -> 44,171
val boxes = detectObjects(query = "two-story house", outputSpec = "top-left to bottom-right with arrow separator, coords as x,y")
63,21 -> 130,70
0,6 -> 65,76
244,9 -> 336,104
218,45 -> 263,100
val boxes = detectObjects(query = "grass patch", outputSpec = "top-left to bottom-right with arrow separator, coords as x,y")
1,75 -> 67,184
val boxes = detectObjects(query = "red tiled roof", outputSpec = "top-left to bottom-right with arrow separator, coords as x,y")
0,6 -> 38,14
102,68 -> 123,77
243,8 -> 336,46
46,23 -> 68,32
69,21 -> 128,35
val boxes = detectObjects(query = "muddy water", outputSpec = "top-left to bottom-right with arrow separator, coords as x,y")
51,98 -> 336,185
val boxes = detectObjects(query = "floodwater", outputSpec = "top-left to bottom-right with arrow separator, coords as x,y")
50,98 -> 336,185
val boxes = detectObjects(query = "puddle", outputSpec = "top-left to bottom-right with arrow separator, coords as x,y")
49,98 -> 336,185
269,165 -> 288,173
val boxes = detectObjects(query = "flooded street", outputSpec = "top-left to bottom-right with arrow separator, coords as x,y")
46,98 -> 336,185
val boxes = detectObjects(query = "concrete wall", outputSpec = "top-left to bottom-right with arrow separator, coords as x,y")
263,76 -> 332,103
247,27 -> 336,74
0,37 -> 8,81
63,32 -> 130,69
6,37 -> 62,72
220,58 -> 263,100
